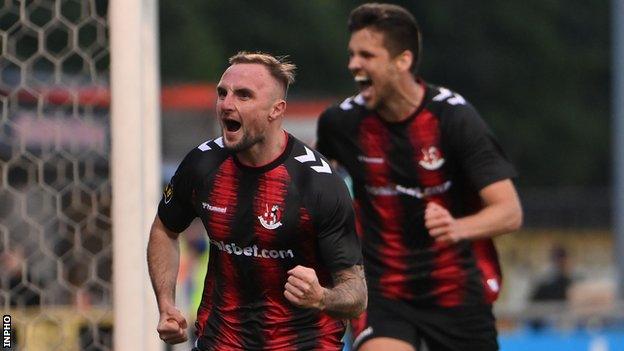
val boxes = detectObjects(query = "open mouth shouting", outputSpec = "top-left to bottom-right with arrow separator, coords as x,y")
355,74 -> 373,100
222,118 -> 242,133
221,116 -> 243,146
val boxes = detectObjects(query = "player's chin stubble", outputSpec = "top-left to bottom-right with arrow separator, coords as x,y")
224,132 -> 264,153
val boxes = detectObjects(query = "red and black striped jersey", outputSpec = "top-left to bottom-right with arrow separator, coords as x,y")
316,82 -> 516,308
158,133 -> 362,351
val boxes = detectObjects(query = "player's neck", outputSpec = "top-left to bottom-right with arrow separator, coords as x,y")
236,129 -> 288,168
377,77 -> 424,123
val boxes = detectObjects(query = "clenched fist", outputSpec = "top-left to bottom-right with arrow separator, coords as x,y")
284,265 -> 327,310
157,305 -> 188,345
424,202 -> 462,244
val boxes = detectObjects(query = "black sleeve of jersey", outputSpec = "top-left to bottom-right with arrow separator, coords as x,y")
444,103 -> 517,190
157,150 -> 198,233
312,169 -> 363,273
316,108 -> 339,161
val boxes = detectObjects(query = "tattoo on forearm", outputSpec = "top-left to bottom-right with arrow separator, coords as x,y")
323,265 -> 367,319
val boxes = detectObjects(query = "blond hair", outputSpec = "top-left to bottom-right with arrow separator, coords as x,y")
228,51 -> 296,97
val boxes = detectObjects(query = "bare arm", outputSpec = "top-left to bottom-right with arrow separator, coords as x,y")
284,264 -> 367,319
425,179 -> 523,243
323,264 -> 368,319
147,215 -> 181,310
147,215 -> 188,344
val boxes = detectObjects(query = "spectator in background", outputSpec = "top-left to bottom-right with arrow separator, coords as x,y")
531,244 -> 574,302
528,244 -> 576,330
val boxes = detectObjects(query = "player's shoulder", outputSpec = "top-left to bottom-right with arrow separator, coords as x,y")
180,136 -> 230,173
288,137 -> 336,177
319,93 -> 370,127
425,83 -> 470,110
194,136 -> 228,153
425,83 -> 477,115
287,137 -> 351,203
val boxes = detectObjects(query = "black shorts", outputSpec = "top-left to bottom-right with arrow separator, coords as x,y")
351,295 -> 498,351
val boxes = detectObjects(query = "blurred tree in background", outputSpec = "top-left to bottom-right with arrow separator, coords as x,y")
158,0 -> 610,188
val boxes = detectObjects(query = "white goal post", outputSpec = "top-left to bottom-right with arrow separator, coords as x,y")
110,0 -> 161,349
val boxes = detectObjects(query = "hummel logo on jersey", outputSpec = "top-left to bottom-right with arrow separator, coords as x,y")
197,137 -> 224,151
432,87 -> 466,106
258,203 -> 283,230
295,146 -> 332,174
339,94 -> 365,110
418,146 -> 445,170
202,202 -> 227,214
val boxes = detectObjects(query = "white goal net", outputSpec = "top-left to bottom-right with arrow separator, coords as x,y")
0,1 -> 112,349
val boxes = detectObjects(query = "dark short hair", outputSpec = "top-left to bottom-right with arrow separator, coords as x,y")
229,51 -> 296,97
348,3 -> 422,74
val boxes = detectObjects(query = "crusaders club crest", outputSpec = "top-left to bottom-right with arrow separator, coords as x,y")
258,203 -> 283,230
418,146 -> 445,170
